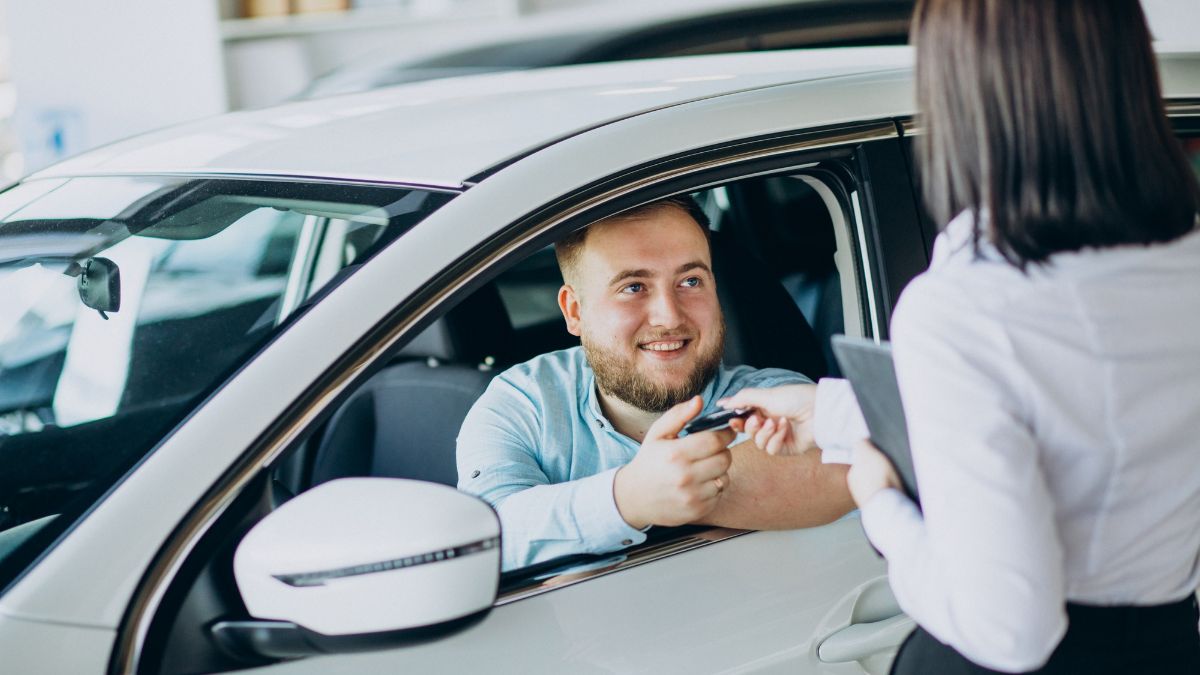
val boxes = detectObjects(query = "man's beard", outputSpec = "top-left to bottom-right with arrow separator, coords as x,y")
582,319 -> 725,413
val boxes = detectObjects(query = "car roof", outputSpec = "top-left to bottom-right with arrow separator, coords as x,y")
32,47 -> 915,188
32,46 -> 1200,189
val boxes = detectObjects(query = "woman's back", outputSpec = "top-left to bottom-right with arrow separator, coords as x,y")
894,213 -> 1200,608
845,0 -> 1200,671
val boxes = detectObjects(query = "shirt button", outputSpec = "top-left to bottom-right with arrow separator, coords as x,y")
621,539 -> 633,546
470,470 -> 480,479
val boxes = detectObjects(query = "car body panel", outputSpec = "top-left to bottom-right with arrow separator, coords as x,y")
32,47 -> 1200,191
240,518 -> 888,675
31,48 -> 914,188
0,613 -> 114,673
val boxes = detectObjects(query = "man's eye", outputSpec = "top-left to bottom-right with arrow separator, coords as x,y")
621,282 -> 645,294
680,276 -> 701,288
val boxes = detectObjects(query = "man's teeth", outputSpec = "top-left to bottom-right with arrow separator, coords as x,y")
642,341 -> 686,352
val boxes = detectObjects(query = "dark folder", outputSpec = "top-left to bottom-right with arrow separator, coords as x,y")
830,335 -> 920,506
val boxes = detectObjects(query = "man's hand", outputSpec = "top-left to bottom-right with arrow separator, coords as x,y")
613,396 -> 735,530
718,384 -> 818,456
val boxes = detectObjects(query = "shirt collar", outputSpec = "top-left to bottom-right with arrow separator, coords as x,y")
933,209 -> 1004,268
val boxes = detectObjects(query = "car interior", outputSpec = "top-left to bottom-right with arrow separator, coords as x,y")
295,174 -> 856,493
141,169 -> 869,675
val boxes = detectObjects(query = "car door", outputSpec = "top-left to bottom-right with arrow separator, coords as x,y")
97,79 -> 929,674
254,144 -> 923,675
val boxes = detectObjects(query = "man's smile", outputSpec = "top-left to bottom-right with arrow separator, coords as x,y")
637,337 -> 693,359
640,339 -> 687,352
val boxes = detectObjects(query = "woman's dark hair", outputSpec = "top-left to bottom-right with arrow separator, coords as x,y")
912,0 -> 1200,267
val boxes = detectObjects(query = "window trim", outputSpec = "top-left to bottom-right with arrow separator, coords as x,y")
113,120 -> 901,674
796,174 -> 867,340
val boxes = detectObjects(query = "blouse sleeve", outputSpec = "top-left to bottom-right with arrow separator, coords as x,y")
860,275 -> 1068,673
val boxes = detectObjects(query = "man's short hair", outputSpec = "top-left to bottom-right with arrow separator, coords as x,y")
554,195 -> 712,285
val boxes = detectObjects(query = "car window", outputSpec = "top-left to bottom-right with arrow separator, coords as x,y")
0,176 -> 453,592
493,178 -> 866,364
292,170 -> 869,585
135,152 -> 896,673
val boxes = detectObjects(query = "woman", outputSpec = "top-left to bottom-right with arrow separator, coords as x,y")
722,0 -> 1200,672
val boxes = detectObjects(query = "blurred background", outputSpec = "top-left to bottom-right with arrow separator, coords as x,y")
0,0 -> 1194,185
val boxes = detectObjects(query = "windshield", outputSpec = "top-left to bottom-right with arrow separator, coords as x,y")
0,176 -> 453,591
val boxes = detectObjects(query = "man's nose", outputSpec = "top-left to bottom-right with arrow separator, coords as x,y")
647,288 -> 685,328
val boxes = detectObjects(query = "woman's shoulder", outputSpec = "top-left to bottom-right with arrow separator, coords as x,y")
915,212 -> 1037,311
898,261 -> 1024,319
891,260 -> 1025,355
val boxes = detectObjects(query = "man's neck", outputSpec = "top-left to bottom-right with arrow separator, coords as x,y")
595,387 -> 661,444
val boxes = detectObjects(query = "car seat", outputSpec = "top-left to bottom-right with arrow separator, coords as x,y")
719,177 -> 844,377
309,283 -> 515,487
711,229 -> 828,380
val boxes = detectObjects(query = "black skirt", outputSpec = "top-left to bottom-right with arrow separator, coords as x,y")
890,595 -> 1200,675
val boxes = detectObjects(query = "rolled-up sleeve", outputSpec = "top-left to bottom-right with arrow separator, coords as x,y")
456,376 -> 645,570
813,377 -> 869,464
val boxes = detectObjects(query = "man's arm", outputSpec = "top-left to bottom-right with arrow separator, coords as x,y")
457,377 -> 646,570
698,439 -> 854,529
486,470 -> 648,570
701,373 -> 862,529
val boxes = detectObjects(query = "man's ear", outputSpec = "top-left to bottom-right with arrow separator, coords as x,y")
558,284 -> 582,337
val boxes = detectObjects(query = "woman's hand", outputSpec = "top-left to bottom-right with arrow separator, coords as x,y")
717,384 -> 818,456
847,439 -> 902,508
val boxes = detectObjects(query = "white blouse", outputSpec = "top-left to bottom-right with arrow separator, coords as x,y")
814,211 -> 1200,673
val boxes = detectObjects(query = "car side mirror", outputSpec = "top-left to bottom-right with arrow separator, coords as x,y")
215,478 -> 500,661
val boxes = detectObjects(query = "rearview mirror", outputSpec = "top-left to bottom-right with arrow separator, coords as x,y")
76,257 -> 120,319
216,478 -> 500,661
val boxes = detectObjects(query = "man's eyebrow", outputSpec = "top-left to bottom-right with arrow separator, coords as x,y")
607,261 -> 712,287
608,269 -> 652,286
676,261 -> 712,276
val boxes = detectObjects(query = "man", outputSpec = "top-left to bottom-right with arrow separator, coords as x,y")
457,196 -> 854,570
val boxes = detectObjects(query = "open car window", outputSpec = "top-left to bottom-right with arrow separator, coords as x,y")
281,169 -> 869,591
0,176 -> 453,593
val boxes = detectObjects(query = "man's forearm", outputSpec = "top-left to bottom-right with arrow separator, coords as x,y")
697,440 -> 854,530
492,468 -> 649,569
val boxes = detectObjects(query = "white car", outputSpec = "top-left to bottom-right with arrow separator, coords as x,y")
1,47 -> 1198,675
300,0 -> 914,98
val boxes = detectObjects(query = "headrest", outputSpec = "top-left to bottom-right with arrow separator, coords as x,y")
398,282 -> 515,367
740,177 -> 837,277
711,229 -> 827,380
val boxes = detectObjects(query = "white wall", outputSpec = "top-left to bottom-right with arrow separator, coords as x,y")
222,8 -> 507,109
1143,0 -> 1200,45
5,0 -> 227,174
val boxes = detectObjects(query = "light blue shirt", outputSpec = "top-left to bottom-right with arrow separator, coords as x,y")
456,346 -> 809,570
